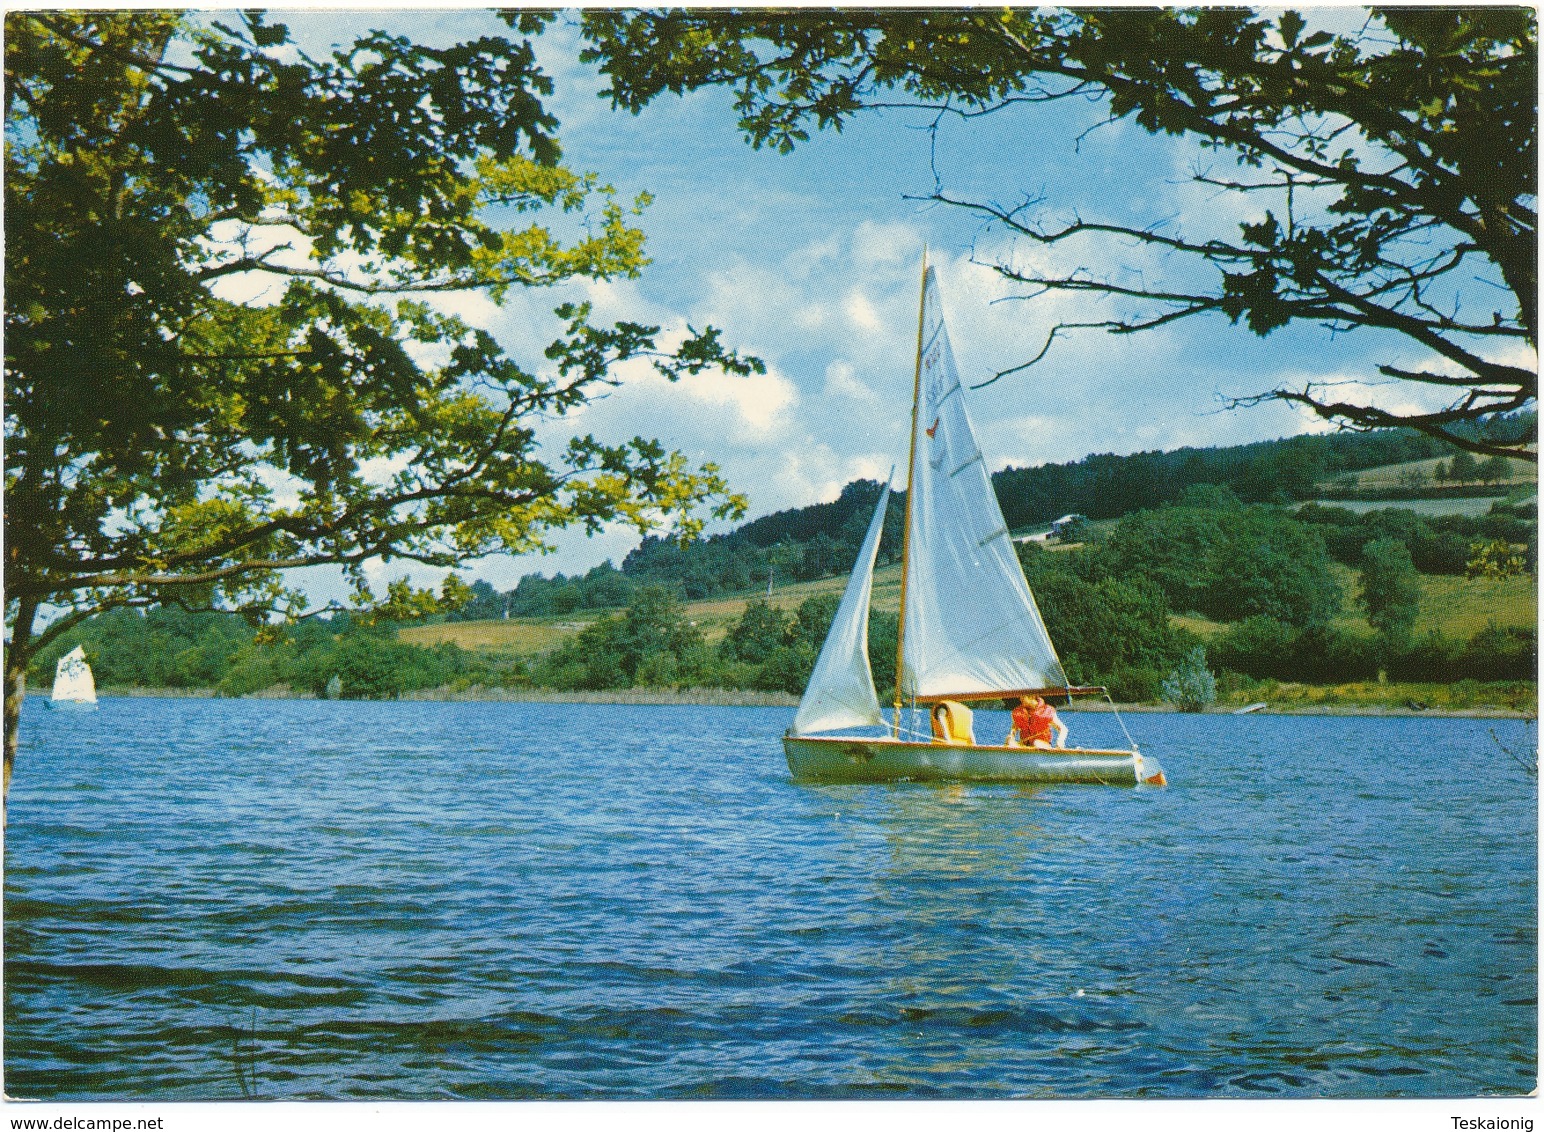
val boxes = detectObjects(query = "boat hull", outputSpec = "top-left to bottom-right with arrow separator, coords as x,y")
784,734 -> 1158,786
46,699 -> 97,711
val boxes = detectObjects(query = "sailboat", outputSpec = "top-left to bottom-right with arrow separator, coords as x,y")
784,260 -> 1164,787
48,645 -> 98,710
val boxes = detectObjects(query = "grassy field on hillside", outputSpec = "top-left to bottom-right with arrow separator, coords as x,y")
987,563 -> 1535,644
398,619 -> 581,652
1328,563 -> 1534,638
1304,496 -> 1511,518
1417,573 -> 1538,638
1327,454 -> 1535,491
1171,613 -> 1228,638
1214,679 -> 1536,713
401,540 -> 1534,659
399,567 -> 900,655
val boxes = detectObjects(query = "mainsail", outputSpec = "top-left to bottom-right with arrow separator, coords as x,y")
899,267 -> 1067,701
51,645 -> 97,705
791,481 -> 892,735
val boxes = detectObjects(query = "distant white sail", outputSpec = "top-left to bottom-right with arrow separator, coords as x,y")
50,645 -> 98,706
900,268 -> 1068,700
792,481 -> 892,735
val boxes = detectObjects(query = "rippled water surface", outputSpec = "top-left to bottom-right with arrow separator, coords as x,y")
4,698 -> 1535,1100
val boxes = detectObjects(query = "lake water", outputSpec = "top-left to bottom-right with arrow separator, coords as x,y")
4,697 -> 1536,1101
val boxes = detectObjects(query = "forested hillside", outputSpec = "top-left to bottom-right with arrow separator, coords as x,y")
30,423 -> 1535,709
480,418 -> 1534,617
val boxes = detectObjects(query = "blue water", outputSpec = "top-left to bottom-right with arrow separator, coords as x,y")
4,698 -> 1536,1100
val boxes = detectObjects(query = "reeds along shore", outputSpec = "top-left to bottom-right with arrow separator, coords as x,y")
50,684 -> 1539,717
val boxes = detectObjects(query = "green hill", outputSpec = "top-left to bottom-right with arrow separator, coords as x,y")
455,417 -> 1534,620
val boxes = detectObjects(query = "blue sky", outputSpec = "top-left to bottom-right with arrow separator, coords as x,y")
270,8 -> 1504,604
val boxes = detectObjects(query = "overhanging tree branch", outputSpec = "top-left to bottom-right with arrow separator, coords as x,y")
3,12 -> 760,801
579,7 -> 1537,460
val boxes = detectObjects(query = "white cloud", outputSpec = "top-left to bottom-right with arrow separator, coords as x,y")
843,288 -> 884,333
692,258 -> 833,340
522,359 -> 803,489
761,442 -> 895,508
676,364 -> 801,435
357,452 -> 414,484
823,360 -> 878,403
425,287 -> 504,331
852,219 -> 917,268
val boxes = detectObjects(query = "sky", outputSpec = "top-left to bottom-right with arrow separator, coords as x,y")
268,7 -> 1513,606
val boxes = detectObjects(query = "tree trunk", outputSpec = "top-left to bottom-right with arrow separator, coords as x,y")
5,596 -> 39,808
4,661 -> 24,803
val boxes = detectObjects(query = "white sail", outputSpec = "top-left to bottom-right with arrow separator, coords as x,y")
900,267 -> 1068,700
783,258 -> 1155,786
791,481 -> 892,735
51,645 -> 98,705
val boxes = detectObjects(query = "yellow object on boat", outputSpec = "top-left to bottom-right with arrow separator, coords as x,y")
929,700 -> 975,745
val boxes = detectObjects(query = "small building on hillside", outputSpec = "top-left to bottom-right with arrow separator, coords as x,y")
1013,514 -> 1088,545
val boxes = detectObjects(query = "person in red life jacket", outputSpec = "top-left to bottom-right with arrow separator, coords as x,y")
1008,693 -> 1068,749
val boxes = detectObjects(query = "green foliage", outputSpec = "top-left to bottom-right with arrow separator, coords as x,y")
4,12 -> 762,786
487,562 -> 641,619
579,9 -> 1535,457
1383,625 -> 1537,685
866,610 -> 900,702
996,427 -> 1503,533
32,530 -> 1535,704
753,642 -> 818,695
549,585 -> 584,617
1162,647 -> 1217,712
356,576 -> 472,627
719,601 -> 793,665
1016,540 -> 1193,691
1175,483 -> 1244,511
1211,617 -> 1380,684
1213,612 -> 1534,688
217,642 -> 290,699
534,586 -> 707,690
1211,616 -> 1302,682
699,592 -> 892,696
1099,505 -> 1340,628
28,606 -> 250,689
447,579 -> 505,622
1385,631 -> 1466,684
1478,455 -> 1514,486
1103,667 -> 1165,704
1467,539 -> 1531,579
618,478 -> 899,602
525,586 -> 875,696
1235,443 -> 1326,504
291,629 -> 464,700
1359,538 -> 1422,645
1027,568 -> 1186,684
1449,449 -> 1480,484
1460,625 -> 1538,683
1295,503 -> 1535,576
477,426 -> 1529,615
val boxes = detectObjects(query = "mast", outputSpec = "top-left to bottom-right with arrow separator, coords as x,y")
892,249 -> 929,735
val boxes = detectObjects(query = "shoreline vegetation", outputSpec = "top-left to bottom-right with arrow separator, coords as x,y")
24,482 -> 1535,727
44,683 -> 1536,718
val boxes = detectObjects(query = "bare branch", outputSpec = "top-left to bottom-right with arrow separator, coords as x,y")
1231,385 -> 1535,461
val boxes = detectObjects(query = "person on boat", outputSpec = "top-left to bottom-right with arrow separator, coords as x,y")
1008,694 -> 1067,749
